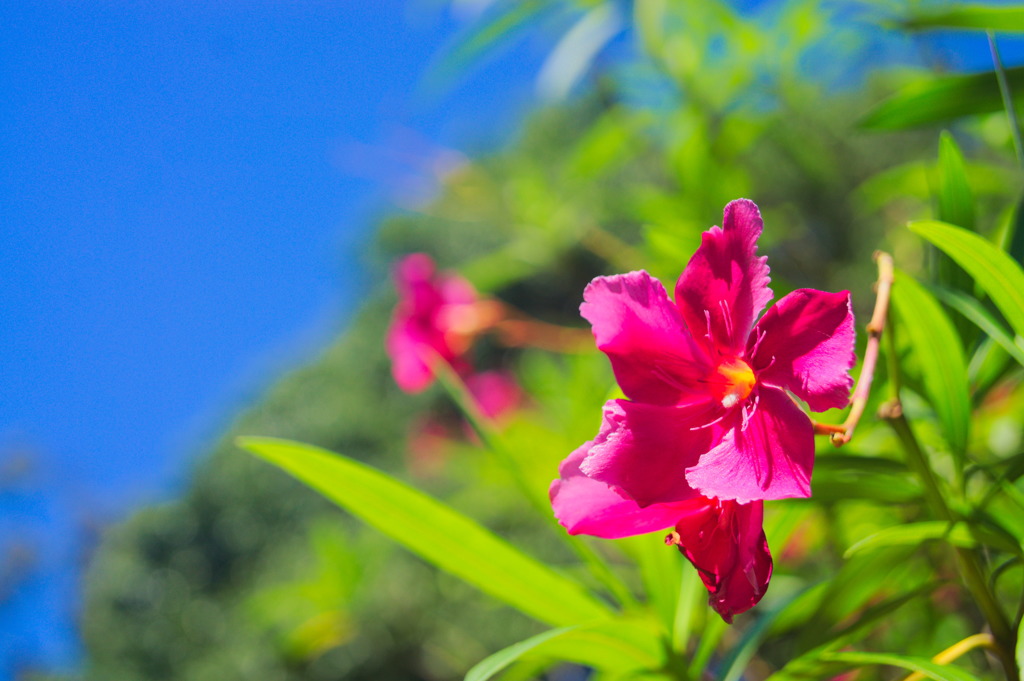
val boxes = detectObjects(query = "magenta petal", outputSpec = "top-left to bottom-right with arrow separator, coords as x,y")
750,289 -> 856,412
672,499 -> 773,622
675,199 -> 773,356
386,318 -> 434,393
465,370 -> 521,421
551,445 -> 694,539
581,399 -> 717,507
685,387 -> 814,502
386,253 -> 478,393
581,271 -> 710,406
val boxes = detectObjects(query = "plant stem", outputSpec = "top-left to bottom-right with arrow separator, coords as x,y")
879,271 -> 1017,678
989,31 -> 1024,168
882,399 -> 1017,679
821,251 -> 894,446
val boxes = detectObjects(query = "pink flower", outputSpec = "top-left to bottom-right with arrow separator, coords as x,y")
465,370 -> 523,422
575,199 -> 854,505
550,198 -> 855,619
386,253 -> 479,393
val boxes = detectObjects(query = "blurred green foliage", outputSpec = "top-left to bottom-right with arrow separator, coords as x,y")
52,1 -> 1024,680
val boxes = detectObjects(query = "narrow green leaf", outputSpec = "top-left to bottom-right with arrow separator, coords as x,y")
238,437 -> 611,627
860,67 -> 1024,130
891,271 -> 971,457
845,520 -> 1020,557
910,220 -> 1024,338
1016,614 -> 1024,678
1006,194 -> 1024,268
936,132 -> 976,231
716,588 -> 807,681
771,584 -> 938,681
933,132 -> 976,307
466,627 -> 567,681
822,651 -> 981,681
930,285 -> 1024,367
897,6 -> 1024,32
424,0 -> 552,91
465,620 -> 665,681
813,456 -> 920,504
618,534 -> 682,638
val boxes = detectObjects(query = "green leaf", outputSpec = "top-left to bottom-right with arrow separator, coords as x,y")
936,132 -> 976,231
821,651 -> 982,681
930,285 -> 1024,367
238,437 -> 612,627
716,588 -> 807,681
891,271 -> 971,458
910,220 -> 1024,338
860,67 -> 1024,130
771,584 -> 939,681
1016,615 -> 1024,680
933,132 -> 976,306
465,620 -> 665,681
617,534 -> 682,638
1006,194 -> 1024,269
897,6 -> 1024,32
812,456 -> 921,504
845,520 -> 1021,558
424,0 -> 553,92
466,628 -> 567,681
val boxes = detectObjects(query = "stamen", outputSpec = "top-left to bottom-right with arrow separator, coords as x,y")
718,300 -> 733,340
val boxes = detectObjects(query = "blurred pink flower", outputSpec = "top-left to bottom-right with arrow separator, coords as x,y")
465,370 -> 522,422
386,253 -> 479,393
550,198 -> 854,619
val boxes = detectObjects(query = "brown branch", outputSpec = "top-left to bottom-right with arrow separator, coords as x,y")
816,251 -> 895,447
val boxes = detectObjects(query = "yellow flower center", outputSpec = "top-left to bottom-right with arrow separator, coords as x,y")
711,358 -> 756,408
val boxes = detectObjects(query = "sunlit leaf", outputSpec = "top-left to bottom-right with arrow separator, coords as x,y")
813,455 -> 921,504
897,6 -> 1024,32
822,651 -> 982,681
464,619 -> 665,681
910,220 -> 1024,338
930,285 -> 1024,367
425,0 -> 554,91
891,271 -> 971,458
617,534 -> 682,638
1007,194 -> 1024,268
845,520 -> 1021,557
771,585 -> 939,681
716,588 -> 808,681
537,3 -> 622,100
934,132 -> 976,301
238,437 -> 612,627
936,132 -> 975,230
1017,615 -> 1024,680
860,67 -> 1024,130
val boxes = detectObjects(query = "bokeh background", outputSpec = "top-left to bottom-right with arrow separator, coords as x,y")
3,2 -> 1024,680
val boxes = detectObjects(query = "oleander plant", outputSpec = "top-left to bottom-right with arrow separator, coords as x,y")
72,2 -> 1024,681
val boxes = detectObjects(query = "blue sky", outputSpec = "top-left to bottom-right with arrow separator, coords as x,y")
1,3 -> 548,676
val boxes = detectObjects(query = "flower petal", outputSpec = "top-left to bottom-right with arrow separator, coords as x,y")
581,399 -> 718,507
550,445 -> 694,539
675,199 -> 773,356
387,253 -> 478,393
750,288 -> 856,412
671,499 -> 773,623
685,387 -> 814,502
386,318 -> 435,392
581,271 -> 710,406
